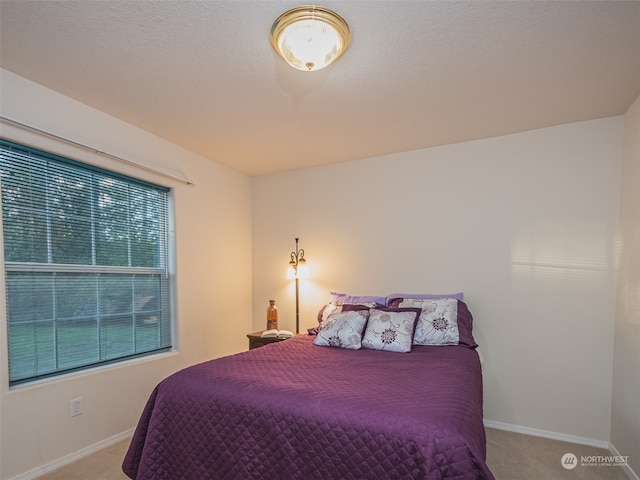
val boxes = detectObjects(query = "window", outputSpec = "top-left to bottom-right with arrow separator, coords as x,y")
1,140 -> 173,385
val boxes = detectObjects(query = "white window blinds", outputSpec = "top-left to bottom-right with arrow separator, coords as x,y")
1,139 -> 173,385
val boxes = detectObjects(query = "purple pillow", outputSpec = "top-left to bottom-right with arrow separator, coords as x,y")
456,300 -> 477,348
386,292 -> 464,307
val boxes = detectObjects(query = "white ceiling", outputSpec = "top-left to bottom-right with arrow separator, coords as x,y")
1,1 -> 639,176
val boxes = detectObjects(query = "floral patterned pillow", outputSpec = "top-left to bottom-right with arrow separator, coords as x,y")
399,298 -> 460,345
330,292 -> 387,305
317,302 -> 377,325
361,308 -> 420,353
313,309 -> 370,349
386,292 -> 464,307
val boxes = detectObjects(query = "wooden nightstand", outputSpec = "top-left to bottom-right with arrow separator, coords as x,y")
247,331 -> 291,350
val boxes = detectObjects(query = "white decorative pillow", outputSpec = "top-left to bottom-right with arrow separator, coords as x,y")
361,308 -> 419,353
319,302 -> 379,324
399,298 -> 459,345
314,310 -> 369,349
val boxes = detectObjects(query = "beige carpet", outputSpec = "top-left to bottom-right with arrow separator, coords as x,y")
486,428 -> 630,480
34,427 -> 630,479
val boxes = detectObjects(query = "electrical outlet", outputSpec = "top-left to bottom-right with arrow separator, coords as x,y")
70,397 -> 82,417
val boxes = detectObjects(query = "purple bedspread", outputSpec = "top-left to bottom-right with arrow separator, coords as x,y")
123,335 -> 494,479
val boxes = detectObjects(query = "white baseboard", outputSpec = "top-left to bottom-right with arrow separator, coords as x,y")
484,419 -> 610,449
485,420 -> 639,480
8,429 -> 134,480
609,441 -> 640,480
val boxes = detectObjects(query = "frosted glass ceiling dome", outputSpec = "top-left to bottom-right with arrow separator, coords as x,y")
270,5 -> 351,72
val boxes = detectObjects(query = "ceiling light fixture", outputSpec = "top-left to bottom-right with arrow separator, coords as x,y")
270,5 -> 351,72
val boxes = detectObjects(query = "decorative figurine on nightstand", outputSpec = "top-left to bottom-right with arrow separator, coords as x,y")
266,300 -> 278,330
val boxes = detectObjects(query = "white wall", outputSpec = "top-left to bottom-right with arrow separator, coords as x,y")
0,66 -> 631,478
252,117 -> 622,444
0,70 -> 253,479
611,94 -> 640,474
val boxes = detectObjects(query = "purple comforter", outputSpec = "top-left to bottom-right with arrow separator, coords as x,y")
123,335 -> 494,479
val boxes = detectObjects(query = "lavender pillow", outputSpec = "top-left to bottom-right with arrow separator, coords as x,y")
330,291 -> 387,305
386,292 -> 464,307
361,308 -> 421,353
314,310 -> 369,349
399,299 -> 477,348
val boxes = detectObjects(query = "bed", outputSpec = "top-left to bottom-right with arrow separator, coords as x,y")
122,297 -> 494,479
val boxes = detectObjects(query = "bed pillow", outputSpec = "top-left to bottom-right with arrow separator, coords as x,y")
453,300 -> 477,348
330,291 -> 387,305
386,292 -> 464,307
398,298 -> 477,348
314,309 -> 369,349
361,308 -> 421,353
317,302 -> 381,325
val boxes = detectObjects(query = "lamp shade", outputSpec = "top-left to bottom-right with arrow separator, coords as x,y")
287,264 -> 296,279
296,261 -> 310,279
287,262 -> 310,279
271,5 -> 351,71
